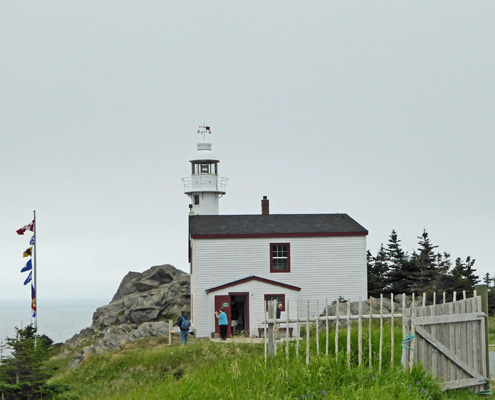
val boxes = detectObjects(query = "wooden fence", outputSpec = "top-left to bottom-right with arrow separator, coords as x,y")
402,295 -> 490,392
263,288 -> 490,392
263,293 -> 404,367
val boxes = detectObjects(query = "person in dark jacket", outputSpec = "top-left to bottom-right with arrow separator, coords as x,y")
176,311 -> 190,345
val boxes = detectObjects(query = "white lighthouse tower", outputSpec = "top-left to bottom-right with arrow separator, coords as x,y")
182,126 -> 228,215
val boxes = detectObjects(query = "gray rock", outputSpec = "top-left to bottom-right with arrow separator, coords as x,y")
69,354 -> 83,369
135,278 -> 162,292
82,345 -> 96,358
64,264 -> 189,368
111,271 -> 142,302
381,297 -> 392,311
128,306 -> 161,324
111,264 -> 179,301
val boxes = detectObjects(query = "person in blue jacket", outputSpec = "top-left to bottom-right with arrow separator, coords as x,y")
176,311 -> 190,345
215,308 -> 228,340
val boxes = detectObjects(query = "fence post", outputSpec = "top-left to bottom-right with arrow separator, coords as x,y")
474,284 -> 490,391
286,299 -> 290,359
347,300 -> 351,368
316,300 -> 320,355
306,299 -> 310,365
390,293 -> 394,366
369,297 -> 373,369
264,301 -> 267,363
335,297 -> 340,357
169,319 -> 173,346
296,299 -> 300,359
325,298 -> 329,356
267,300 -> 276,357
358,297 -> 363,366
379,294 -> 383,371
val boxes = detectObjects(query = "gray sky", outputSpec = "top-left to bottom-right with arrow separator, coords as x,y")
1,1 -> 494,302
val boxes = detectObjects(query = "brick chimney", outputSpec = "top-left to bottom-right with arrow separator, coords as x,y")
261,196 -> 269,215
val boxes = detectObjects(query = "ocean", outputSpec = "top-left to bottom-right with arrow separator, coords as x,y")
0,298 -> 108,352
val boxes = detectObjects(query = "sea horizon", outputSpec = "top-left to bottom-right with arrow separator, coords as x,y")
0,298 -> 109,350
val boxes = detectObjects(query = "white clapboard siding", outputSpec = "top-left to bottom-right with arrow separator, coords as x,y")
191,235 -> 367,337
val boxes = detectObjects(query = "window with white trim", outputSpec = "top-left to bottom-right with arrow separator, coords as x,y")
270,243 -> 290,273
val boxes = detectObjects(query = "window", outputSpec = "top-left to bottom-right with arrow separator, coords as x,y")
192,162 -> 218,175
270,243 -> 290,273
194,195 -> 200,205
264,294 -> 285,311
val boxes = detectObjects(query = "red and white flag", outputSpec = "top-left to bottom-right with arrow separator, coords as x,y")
16,219 -> 35,235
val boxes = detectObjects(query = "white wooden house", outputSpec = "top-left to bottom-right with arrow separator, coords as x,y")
183,132 -> 368,338
188,210 -> 368,338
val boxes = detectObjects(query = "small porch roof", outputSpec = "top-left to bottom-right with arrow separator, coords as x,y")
205,275 -> 301,294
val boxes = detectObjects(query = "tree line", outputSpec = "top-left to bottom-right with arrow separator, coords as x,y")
367,229 -> 485,297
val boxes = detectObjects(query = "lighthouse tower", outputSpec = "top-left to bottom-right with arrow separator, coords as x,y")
182,126 -> 228,215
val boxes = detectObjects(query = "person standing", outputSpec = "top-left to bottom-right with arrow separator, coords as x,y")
215,308 -> 228,340
176,311 -> 190,345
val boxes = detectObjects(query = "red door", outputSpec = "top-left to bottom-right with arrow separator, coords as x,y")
214,295 -> 231,338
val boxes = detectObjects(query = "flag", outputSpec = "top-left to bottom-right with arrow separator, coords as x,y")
31,284 -> 37,315
23,271 -> 32,285
21,259 -> 32,273
23,247 -> 33,257
30,235 -> 35,245
16,219 -> 35,235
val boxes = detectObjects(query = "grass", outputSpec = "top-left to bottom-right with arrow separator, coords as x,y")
46,327 -> 492,400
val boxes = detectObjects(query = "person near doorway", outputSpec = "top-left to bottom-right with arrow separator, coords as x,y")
215,308 -> 228,340
176,311 -> 190,345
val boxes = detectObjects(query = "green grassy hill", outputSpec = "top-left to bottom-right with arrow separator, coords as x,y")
46,332 -> 491,400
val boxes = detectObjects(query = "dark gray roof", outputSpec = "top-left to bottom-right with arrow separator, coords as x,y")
189,214 -> 368,237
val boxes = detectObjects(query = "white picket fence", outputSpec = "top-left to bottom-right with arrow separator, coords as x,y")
263,293 -> 403,367
263,290 -> 484,368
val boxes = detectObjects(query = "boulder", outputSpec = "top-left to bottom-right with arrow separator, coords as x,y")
128,306 -> 161,324
64,264 -> 190,368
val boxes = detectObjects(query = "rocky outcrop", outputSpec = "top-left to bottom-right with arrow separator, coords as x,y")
62,264 -> 190,368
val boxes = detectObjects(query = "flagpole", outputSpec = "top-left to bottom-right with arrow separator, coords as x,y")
33,210 -> 37,329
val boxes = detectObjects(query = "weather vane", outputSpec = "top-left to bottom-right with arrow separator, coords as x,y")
197,124 -> 211,140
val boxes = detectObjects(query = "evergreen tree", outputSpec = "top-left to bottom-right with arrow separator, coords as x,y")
367,245 -> 389,297
486,274 -> 495,316
450,256 -> 479,293
410,230 -> 440,293
385,230 -> 414,294
0,325 -> 66,399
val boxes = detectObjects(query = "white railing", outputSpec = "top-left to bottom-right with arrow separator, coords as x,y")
182,176 -> 228,193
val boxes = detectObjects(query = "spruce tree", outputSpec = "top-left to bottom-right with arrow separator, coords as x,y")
410,230 -> 440,293
385,230 -> 413,294
0,325 -> 65,400
367,245 -> 389,297
485,273 -> 495,316
450,256 -> 479,294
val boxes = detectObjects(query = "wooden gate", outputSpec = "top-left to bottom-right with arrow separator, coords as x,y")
402,296 -> 489,392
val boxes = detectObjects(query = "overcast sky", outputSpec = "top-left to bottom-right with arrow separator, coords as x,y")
1,1 -> 494,303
